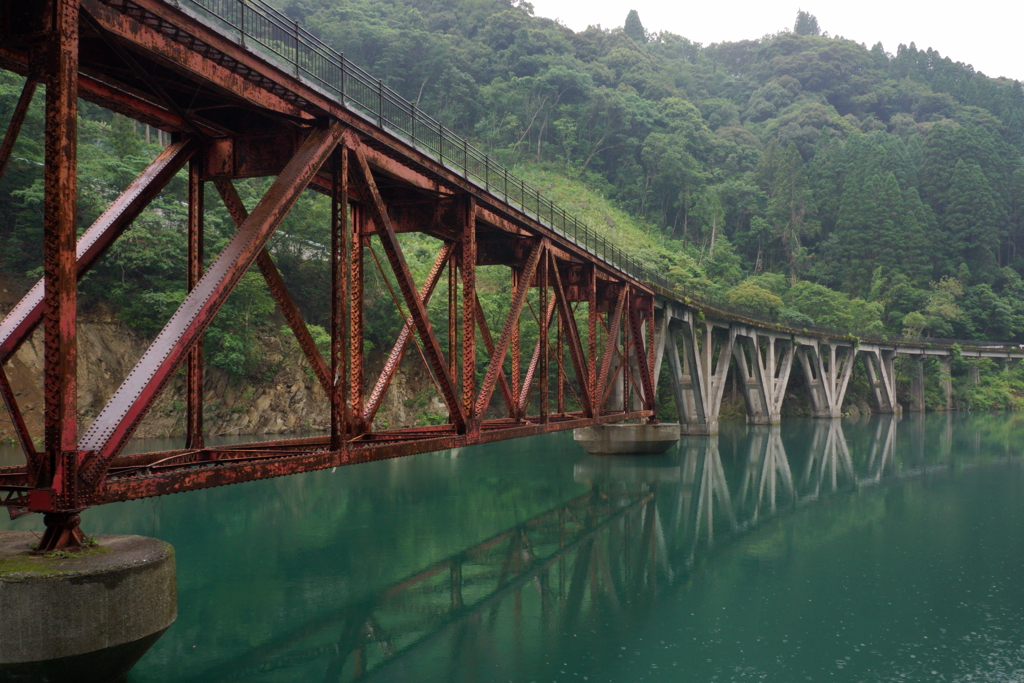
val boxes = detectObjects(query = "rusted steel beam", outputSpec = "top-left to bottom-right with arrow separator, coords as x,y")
80,0 -> 310,121
349,142 -> 466,432
185,159 -> 204,450
557,313 -> 565,414
628,296 -> 656,414
473,295 -> 515,418
475,241 -> 544,419
330,146 -> 349,449
551,256 -> 592,417
81,3 -> 210,141
511,269 -> 521,419
349,202 -> 365,434
77,123 -> 344,477
538,253 -> 550,423
364,244 -> 454,424
517,297 -> 555,417
461,197 -> 477,423
597,287 -> 628,413
0,139 -> 196,365
212,178 -> 333,396
0,75 -> 37,182
587,265 -> 598,415
40,0 -> 82,517
448,253 -> 457,384
0,364 -> 37,481
96,410 -> 651,503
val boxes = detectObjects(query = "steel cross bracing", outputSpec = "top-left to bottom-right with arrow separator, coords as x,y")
1,0 -> 1023,547
0,0 -> 658,546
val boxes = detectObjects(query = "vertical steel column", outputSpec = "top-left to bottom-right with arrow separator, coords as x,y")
37,0 -> 82,546
448,254 -> 457,389
556,308 -> 565,415
622,303 -> 630,412
587,265 -> 598,417
330,146 -> 349,450
185,160 -> 204,450
647,304 -> 655,398
538,252 -> 549,423
460,197 -> 476,427
511,268 -> 521,420
349,204 -> 365,432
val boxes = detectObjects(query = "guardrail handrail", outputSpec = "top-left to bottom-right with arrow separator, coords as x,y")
177,0 -> 1021,352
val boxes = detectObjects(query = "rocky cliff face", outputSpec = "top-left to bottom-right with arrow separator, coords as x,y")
0,298 -> 446,446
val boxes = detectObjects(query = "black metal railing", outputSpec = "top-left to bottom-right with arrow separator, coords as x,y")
175,0 -> 1022,352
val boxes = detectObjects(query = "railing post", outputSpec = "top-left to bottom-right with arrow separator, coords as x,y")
339,53 -> 346,100
485,155 -> 489,191
463,138 -> 468,179
377,79 -> 383,127
239,0 -> 245,46
438,120 -> 444,164
410,102 -> 416,145
294,20 -> 300,77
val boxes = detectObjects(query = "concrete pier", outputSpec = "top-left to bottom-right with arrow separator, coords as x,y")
574,423 -> 681,454
0,532 -> 177,683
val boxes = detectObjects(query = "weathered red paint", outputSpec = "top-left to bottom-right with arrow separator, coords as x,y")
0,0 -> 663,520
365,245 -> 454,424
77,123 -> 344,472
186,159 -> 204,450
350,142 -> 466,432
0,140 -> 196,365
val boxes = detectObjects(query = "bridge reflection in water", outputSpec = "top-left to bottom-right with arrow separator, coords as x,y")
172,413 -> 1006,683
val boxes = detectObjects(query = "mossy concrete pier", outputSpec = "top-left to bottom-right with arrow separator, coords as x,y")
0,532 -> 176,683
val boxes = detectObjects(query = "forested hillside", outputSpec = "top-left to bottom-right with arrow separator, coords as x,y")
276,0 -> 1024,341
1,1 -> 1023,409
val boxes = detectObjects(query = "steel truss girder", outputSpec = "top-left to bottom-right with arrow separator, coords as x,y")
364,245 -> 455,424
0,139 -> 197,364
212,177 -> 333,396
91,411 -> 652,503
349,141 -> 466,432
72,122 -> 345,495
550,255 -> 592,417
475,241 -> 545,419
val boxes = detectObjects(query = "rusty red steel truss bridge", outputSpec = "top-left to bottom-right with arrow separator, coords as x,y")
0,0 -> 665,549
2,0 -> 1022,551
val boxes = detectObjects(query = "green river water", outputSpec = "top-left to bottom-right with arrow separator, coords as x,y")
3,414 -> 1024,682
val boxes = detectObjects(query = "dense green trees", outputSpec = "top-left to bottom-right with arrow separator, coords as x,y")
2,2 -> 1024,361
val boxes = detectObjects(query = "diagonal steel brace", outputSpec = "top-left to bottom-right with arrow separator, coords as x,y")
349,142 -> 466,432
77,123 -> 344,473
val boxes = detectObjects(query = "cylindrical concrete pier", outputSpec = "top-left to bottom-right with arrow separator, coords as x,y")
0,532 -> 176,683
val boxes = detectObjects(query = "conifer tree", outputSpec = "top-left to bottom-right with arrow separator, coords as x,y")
793,11 -> 820,36
624,10 -> 647,44
944,160 -> 1000,282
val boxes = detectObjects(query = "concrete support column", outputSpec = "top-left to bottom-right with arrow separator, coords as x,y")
862,346 -> 900,414
664,316 -> 733,435
733,331 -> 795,425
796,341 -> 855,419
968,363 -> 980,385
1,533 -> 177,683
938,356 -> 953,411
908,354 -> 926,412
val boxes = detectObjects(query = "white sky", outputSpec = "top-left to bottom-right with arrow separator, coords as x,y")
529,0 -> 1024,82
